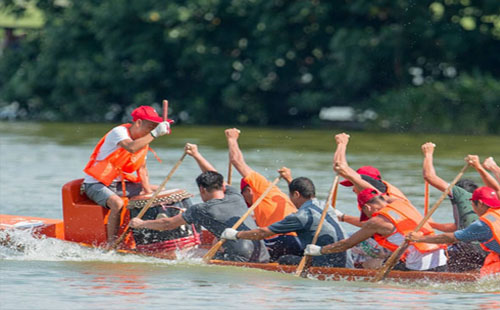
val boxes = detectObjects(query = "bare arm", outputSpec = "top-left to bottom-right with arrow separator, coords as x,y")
483,157 -> 500,183
278,167 -> 293,185
137,164 -> 153,194
321,216 -> 395,254
225,128 -> 253,177
342,214 -> 364,228
428,221 -> 457,233
236,227 -> 275,240
185,143 -> 217,173
421,142 -> 449,192
467,155 -> 500,197
130,213 -> 187,231
334,162 -> 377,193
407,231 -> 458,244
333,133 -> 350,166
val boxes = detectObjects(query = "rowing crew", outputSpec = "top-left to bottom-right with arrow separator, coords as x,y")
82,106 -> 500,277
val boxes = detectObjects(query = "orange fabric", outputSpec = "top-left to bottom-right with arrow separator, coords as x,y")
84,124 -> 148,186
479,208 -> 500,252
244,171 -> 297,236
383,181 -> 409,201
480,252 -> 500,277
373,200 -> 446,255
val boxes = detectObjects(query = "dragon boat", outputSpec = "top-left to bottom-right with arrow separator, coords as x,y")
0,179 -> 480,283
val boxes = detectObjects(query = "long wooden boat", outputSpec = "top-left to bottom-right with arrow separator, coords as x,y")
0,179 -> 481,283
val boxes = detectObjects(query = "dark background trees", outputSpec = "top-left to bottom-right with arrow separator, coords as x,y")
1,0 -> 499,133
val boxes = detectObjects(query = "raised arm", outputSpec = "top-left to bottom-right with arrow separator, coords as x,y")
483,157 -> 500,183
333,133 -> 350,166
421,142 -> 449,192
185,143 -> 217,173
467,155 -> 500,197
225,128 -> 253,178
334,162 -> 376,193
277,167 -> 293,185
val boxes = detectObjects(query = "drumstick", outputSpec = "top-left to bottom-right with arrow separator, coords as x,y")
110,150 -> 187,250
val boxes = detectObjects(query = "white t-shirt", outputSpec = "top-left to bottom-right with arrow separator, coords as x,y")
84,126 -> 131,184
387,232 -> 447,270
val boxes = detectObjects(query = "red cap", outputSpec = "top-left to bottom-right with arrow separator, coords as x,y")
470,186 -> 500,208
357,188 -> 382,221
340,166 -> 382,187
240,178 -> 250,192
131,106 -> 164,123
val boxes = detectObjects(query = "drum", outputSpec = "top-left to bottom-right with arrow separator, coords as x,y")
128,189 -> 201,253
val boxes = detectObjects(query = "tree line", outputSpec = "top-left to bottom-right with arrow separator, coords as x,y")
1,0 -> 499,134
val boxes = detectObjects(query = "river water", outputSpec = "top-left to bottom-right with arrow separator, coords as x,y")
0,122 -> 499,309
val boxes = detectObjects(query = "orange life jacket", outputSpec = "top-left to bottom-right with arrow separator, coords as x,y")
373,199 -> 446,257
478,208 -> 500,253
382,181 -> 409,201
84,124 -> 149,186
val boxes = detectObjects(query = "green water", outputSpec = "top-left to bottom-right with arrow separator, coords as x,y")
0,121 -> 499,309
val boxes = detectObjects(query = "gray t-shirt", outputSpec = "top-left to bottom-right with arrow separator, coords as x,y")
268,198 -> 353,268
449,186 -> 478,230
182,186 -> 270,263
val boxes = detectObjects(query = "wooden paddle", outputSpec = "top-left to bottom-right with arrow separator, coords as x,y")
110,150 -> 187,250
162,100 -> 168,121
295,175 -> 340,277
202,176 -> 281,263
372,163 -> 469,282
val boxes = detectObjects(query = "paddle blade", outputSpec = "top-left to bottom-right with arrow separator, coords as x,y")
372,241 -> 409,282
202,239 -> 226,263
295,255 -> 312,277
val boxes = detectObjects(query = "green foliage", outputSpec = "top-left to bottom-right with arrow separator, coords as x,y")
364,73 -> 500,134
0,0 -> 499,134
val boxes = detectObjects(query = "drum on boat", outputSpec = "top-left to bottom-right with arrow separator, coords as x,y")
127,189 -> 201,254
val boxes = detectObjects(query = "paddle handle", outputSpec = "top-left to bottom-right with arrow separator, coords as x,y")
296,176 -> 339,277
373,163 -> 469,282
163,100 -> 168,121
110,151 -> 187,250
202,176 -> 281,263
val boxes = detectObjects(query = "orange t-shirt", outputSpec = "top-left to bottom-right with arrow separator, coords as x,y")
243,171 -> 297,236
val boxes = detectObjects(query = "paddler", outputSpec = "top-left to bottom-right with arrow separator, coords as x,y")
83,106 -> 172,245
225,128 -> 302,261
130,143 -> 270,263
331,133 -> 413,228
304,187 -> 448,272
220,176 -> 354,268
422,144 -> 488,271
408,186 -> 500,277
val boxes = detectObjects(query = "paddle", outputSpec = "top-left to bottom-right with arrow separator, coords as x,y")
424,181 -> 429,216
202,176 -> 281,263
162,100 -> 168,121
295,175 -> 340,277
372,163 -> 469,282
110,150 -> 188,250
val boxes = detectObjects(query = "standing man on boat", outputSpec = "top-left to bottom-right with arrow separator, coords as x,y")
220,176 -> 354,268
421,143 -> 487,271
83,106 -> 172,246
304,187 -> 448,272
408,186 -> 500,277
225,128 -> 302,261
130,143 -> 270,263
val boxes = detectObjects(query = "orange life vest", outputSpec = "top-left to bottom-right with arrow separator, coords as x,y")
478,208 -> 500,276
373,200 -> 446,256
84,124 -> 149,186
382,181 -> 409,201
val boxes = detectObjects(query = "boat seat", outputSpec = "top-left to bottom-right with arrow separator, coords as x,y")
62,179 -> 108,245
